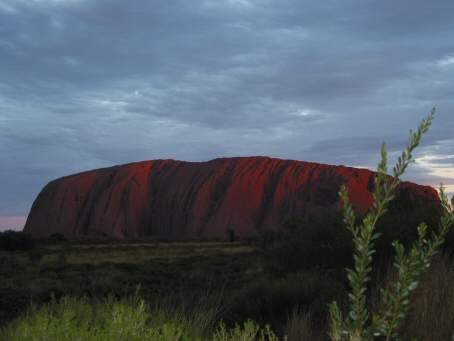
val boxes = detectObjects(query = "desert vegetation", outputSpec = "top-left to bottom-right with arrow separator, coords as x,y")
1,109 -> 453,340
329,109 -> 454,340
1,194 -> 452,340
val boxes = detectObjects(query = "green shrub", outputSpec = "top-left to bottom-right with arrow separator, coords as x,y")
329,109 -> 454,340
0,294 -> 280,341
1,295 -> 156,341
213,320 -> 280,341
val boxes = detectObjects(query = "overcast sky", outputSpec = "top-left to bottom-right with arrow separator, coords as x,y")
1,0 -> 454,232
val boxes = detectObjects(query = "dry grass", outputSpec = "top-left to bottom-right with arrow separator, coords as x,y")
284,307 -> 328,341
370,253 -> 454,341
149,287 -> 225,338
402,253 -> 454,341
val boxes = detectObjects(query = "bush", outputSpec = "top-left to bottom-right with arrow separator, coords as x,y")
374,186 -> 443,256
230,271 -> 344,329
0,294 -> 280,341
329,109 -> 454,340
260,211 -> 354,277
0,295 -> 161,341
0,230 -> 37,251
0,289 -> 33,326
261,188 -> 444,280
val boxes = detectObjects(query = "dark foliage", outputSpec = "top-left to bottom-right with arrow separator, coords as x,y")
230,271 -> 344,329
0,230 -> 37,251
258,210 -> 354,278
257,187 -> 446,280
37,232 -> 69,246
374,187 -> 446,258
226,229 -> 235,242
0,288 -> 32,325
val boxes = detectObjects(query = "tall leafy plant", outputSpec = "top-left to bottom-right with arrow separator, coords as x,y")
329,108 -> 454,341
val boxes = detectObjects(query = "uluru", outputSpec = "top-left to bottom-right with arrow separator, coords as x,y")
23,157 -> 438,239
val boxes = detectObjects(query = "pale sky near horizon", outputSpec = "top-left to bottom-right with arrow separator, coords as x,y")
1,0 -> 454,232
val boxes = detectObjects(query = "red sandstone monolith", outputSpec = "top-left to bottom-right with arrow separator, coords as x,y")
23,157 -> 438,238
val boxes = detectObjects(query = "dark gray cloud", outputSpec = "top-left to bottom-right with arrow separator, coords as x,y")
1,0 -> 454,227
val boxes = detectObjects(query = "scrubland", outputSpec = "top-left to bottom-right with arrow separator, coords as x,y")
1,200 -> 453,341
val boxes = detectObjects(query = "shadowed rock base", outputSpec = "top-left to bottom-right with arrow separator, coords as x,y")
23,157 -> 438,239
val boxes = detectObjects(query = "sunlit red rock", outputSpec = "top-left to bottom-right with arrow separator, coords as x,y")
23,157 -> 438,239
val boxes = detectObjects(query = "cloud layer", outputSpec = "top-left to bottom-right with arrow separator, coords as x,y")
1,0 -> 453,226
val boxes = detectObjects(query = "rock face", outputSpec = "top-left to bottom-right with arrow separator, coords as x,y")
23,157 -> 439,239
